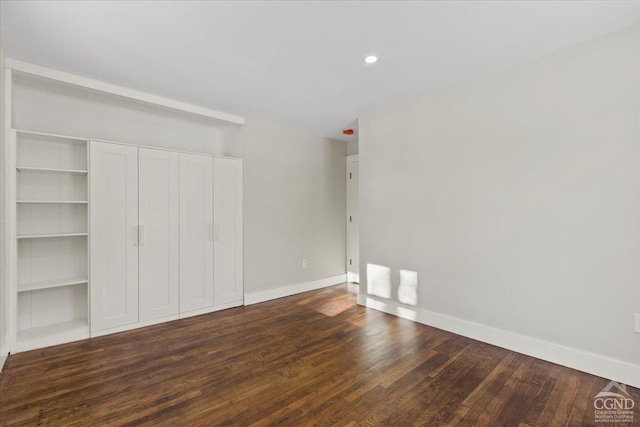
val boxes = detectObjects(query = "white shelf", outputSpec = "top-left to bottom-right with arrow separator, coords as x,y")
18,277 -> 88,293
18,319 -> 88,341
17,200 -> 88,204
17,166 -> 88,175
16,319 -> 90,352
17,232 -> 88,239
15,129 -> 88,145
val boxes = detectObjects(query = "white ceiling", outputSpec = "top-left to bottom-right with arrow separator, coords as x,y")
2,1 -> 640,142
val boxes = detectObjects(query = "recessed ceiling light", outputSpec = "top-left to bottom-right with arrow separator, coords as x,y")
364,55 -> 378,64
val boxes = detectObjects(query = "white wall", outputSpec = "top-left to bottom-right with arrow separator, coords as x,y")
226,119 -> 347,295
347,139 -> 359,156
359,25 -> 640,378
12,75 -> 226,154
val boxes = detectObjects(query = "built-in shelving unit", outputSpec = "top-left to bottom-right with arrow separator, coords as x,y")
14,129 -> 90,352
3,59 -> 246,357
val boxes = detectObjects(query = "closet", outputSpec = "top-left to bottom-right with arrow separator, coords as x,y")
90,141 -> 243,335
178,155 -> 244,315
90,143 -> 184,332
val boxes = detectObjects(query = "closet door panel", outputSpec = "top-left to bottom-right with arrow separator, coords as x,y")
179,153 -> 214,313
139,148 -> 179,321
90,142 -> 139,331
214,158 -> 243,306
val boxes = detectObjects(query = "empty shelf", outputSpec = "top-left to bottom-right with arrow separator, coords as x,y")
16,129 -> 88,145
18,277 -> 88,293
17,200 -> 88,204
17,232 -> 88,239
16,319 -> 90,352
16,166 -> 88,175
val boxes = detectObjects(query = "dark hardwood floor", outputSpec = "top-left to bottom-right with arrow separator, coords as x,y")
1,283 -> 638,426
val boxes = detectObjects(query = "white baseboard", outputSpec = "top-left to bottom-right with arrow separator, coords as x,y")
0,342 -> 8,372
358,293 -> 640,389
91,302 -> 244,337
179,301 -> 243,319
91,314 -> 180,338
16,326 -> 90,353
244,274 -> 347,305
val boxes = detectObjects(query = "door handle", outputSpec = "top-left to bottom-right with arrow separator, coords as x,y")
139,225 -> 145,246
214,223 -> 220,241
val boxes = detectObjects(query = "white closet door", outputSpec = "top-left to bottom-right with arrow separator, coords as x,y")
179,153 -> 214,313
90,141 -> 139,331
214,158 -> 244,306
139,148 -> 179,321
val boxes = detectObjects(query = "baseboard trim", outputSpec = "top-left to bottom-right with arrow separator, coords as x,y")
0,342 -> 8,372
245,274 -> 347,305
91,314 -> 180,338
91,302 -> 245,338
179,301 -> 243,319
358,293 -> 640,389
0,353 -> 7,373
16,327 -> 90,353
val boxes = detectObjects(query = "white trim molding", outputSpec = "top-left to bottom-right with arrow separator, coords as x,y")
358,293 -> 640,389
6,58 -> 245,126
91,315 -> 181,338
2,70 -> 13,358
245,274 -> 347,305
179,301 -> 243,320
91,301 -> 244,338
346,154 -> 359,284
16,326 -> 89,353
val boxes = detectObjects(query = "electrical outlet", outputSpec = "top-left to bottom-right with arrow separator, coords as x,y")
301,258 -> 308,269
635,314 -> 640,334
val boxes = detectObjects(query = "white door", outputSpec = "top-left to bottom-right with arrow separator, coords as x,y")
347,157 -> 360,283
179,153 -> 214,313
214,158 -> 243,306
139,148 -> 179,321
90,141 -> 139,331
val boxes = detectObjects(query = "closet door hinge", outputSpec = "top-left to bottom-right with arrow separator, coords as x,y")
349,172 -> 352,179
350,259 -> 352,266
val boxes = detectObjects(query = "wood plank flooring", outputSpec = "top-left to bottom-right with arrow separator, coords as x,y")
1,283 -> 638,426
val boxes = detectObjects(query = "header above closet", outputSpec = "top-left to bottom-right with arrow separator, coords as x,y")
6,58 -> 245,126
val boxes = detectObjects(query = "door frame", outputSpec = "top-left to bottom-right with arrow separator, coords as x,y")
346,154 -> 359,283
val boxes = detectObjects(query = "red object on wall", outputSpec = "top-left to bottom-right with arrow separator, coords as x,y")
343,129 -> 355,135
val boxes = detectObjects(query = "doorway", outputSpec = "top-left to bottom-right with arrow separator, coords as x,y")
346,155 -> 359,283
